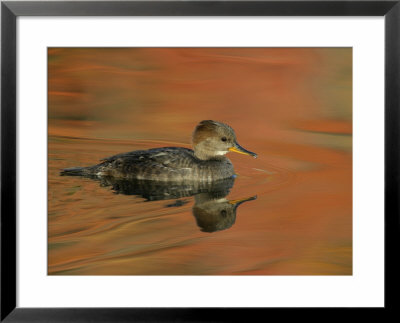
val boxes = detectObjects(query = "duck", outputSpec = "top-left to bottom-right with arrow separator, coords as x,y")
61,120 -> 257,182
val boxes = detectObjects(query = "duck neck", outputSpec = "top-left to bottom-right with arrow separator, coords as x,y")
194,147 -> 227,161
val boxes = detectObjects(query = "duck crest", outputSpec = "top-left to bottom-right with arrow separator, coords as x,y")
193,120 -> 233,143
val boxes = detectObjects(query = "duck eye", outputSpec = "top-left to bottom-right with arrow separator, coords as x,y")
220,210 -> 227,217
221,137 -> 227,142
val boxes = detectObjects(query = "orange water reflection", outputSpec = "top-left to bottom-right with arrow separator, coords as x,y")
48,48 -> 352,275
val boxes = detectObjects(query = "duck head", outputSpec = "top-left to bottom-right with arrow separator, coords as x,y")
192,120 -> 257,160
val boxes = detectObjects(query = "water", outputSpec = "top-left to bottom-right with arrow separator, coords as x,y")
48,48 -> 352,275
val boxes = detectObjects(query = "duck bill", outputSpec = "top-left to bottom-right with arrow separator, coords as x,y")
229,142 -> 258,158
229,195 -> 257,208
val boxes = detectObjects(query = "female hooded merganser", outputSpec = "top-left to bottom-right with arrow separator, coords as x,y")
61,120 -> 257,182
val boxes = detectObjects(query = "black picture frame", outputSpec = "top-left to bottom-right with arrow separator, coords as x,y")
1,0 -> 399,321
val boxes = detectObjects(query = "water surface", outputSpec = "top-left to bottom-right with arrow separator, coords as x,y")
48,48 -> 352,275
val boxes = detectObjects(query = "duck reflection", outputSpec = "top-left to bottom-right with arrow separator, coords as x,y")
193,193 -> 256,232
71,175 -> 256,232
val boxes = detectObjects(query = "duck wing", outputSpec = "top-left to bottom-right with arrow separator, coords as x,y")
102,147 -> 193,166
97,147 -> 196,179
